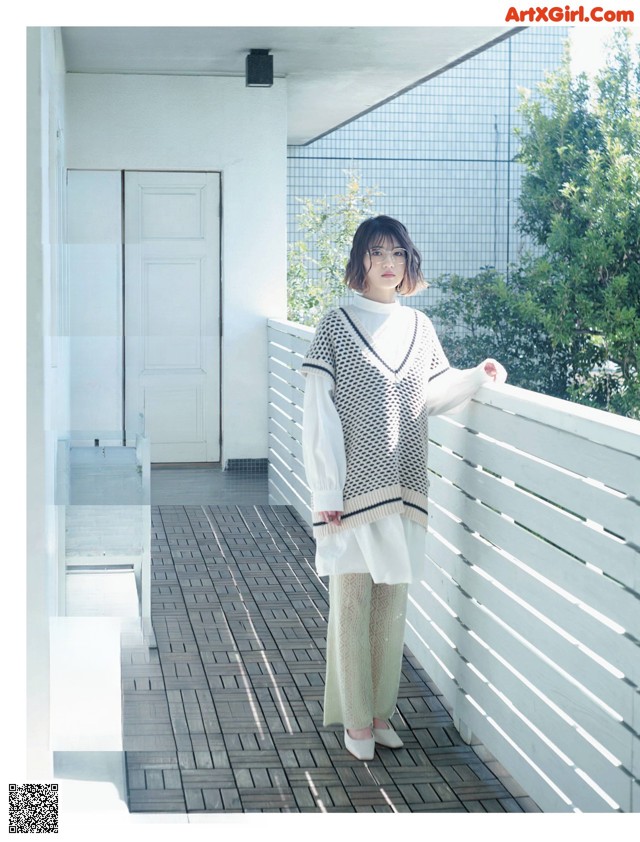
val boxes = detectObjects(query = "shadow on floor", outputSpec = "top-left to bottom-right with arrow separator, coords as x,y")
122,477 -> 538,813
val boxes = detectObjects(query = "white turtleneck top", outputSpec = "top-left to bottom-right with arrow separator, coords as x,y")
302,294 -> 505,584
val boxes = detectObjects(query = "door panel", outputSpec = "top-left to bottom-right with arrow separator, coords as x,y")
143,260 -> 202,369
125,172 -> 221,462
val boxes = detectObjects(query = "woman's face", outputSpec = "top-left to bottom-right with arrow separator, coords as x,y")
361,237 -> 407,302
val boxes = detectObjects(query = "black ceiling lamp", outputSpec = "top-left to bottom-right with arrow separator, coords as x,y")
246,49 -> 273,87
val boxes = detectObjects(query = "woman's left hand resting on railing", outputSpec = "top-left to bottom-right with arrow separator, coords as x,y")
424,358 -> 507,417
483,358 -> 508,383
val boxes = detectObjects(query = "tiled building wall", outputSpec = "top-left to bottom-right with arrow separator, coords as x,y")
287,27 -> 569,311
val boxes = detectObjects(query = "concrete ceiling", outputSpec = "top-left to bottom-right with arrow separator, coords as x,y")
60,26 -> 521,145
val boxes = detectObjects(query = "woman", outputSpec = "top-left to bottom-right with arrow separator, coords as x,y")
301,215 -> 506,760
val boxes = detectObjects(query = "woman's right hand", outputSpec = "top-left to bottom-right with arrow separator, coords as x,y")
320,511 -> 343,525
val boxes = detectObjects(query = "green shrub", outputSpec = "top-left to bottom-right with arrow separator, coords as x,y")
287,173 -> 380,326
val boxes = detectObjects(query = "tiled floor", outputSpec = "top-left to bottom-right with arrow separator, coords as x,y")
150,464 -> 269,506
121,467 -> 539,813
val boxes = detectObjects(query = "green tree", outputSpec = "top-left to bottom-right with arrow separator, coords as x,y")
287,173 -> 380,326
432,30 -> 640,417
431,264 -> 573,399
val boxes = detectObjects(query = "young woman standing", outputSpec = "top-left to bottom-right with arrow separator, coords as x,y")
301,216 -> 506,760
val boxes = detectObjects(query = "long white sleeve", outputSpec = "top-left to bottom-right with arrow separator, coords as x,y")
302,373 -> 347,511
426,360 -> 507,417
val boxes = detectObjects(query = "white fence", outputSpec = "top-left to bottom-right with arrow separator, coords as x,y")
267,316 -> 640,813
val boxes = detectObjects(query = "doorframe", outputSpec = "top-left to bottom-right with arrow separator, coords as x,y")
121,169 -> 224,463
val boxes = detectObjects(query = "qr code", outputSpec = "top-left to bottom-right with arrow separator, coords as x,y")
9,784 -> 58,833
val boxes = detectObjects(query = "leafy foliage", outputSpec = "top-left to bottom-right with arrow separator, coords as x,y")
287,173 -> 380,326
431,30 -> 640,418
432,264 -> 573,399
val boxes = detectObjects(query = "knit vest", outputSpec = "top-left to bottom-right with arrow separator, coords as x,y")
301,305 -> 450,538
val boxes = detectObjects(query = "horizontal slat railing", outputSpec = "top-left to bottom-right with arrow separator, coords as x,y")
266,316 -> 640,813
267,320 -> 314,523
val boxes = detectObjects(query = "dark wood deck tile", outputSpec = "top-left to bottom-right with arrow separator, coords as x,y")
121,503 -> 537,815
128,790 -> 186,812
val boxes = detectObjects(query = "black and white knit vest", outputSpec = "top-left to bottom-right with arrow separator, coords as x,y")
301,305 -> 450,538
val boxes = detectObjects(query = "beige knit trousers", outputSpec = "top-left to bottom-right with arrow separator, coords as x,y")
323,573 -> 409,729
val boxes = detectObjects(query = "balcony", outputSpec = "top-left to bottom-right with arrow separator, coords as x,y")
267,317 -> 640,813
52,317 -> 639,816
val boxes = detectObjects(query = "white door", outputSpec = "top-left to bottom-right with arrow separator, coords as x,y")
124,172 -> 221,462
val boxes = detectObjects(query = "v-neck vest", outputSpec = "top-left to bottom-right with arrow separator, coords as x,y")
301,305 -> 449,538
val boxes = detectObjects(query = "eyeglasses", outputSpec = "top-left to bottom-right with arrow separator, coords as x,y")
367,247 -> 408,264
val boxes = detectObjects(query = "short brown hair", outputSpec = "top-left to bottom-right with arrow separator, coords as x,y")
345,215 -> 426,296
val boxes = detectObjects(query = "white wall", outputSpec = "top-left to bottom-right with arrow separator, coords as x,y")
65,73 -> 288,462
27,26 -> 68,778
67,170 -> 123,434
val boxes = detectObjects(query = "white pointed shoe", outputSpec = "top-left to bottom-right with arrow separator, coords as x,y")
344,729 -> 375,761
373,723 -> 403,748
